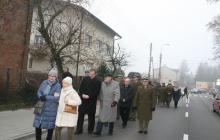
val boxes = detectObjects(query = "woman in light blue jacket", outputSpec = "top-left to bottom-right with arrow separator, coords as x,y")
33,69 -> 61,140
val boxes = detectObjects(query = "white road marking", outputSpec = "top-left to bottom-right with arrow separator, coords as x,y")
186,98 -> 189,103
186,104 -> 189,108
185,112 -> 189,118
183,134 -> 189,140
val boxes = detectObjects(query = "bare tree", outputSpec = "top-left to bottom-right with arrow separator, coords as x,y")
208,15 -> 220,59
207,0 -> 220,2
107,44 -> 130,75
33,0 -> 88,77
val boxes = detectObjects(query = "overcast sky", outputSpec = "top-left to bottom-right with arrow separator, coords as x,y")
87,0 -> 220,75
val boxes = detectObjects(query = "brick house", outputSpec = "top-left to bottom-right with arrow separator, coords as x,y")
0,0 -> 33,96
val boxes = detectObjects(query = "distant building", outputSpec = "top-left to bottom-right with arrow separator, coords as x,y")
27,3 -> 121,76
154,65 -> 180,85
196,81 -> 215,90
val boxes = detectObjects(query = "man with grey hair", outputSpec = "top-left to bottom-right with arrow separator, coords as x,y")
119,77 -> 134,128
94,73 -> 120,136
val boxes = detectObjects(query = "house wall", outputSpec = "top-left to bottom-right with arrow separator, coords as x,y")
0,0 -> 33,94
154,66 -> 180,84
27,6 -> 115,76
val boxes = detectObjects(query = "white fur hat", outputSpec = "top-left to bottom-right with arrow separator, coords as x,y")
62,77 -> 72,85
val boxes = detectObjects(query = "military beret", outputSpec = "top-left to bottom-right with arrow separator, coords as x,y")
104,73 -> 113,77
141,77 -> 149,80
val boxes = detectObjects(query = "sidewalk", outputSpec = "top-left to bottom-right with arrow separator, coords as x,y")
0,108 -> 35,140
0,105 -> 100,140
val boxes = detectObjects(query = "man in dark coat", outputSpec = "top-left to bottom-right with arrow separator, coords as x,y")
165,83 -> 173,108
119,77 -> 134,128
173,86 -> 181,108
184,87 -> 188,99
75,69 -> 101,135
62,67 -> 74,80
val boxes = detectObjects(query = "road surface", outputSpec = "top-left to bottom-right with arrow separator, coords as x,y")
25,94 -> 220,140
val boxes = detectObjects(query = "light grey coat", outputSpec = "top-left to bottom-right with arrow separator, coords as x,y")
98,80 -> 120,122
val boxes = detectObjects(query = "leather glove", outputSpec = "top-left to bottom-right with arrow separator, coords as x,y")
40,95 -> 46,101
111,101 -> 117,107
151,107 -> 155,111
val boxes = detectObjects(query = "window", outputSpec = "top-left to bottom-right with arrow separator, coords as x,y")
34,35 -> 45,46
106,45 -> 111,54
97,40 -> 103,52
85,34 -> 92,47
28,57 -> 33,68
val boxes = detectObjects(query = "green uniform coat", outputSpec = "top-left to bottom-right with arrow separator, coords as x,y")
135,85 -> 157,121
159,86 -> 167,103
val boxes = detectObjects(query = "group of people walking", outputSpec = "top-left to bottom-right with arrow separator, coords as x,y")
157,83 -> 185,109
33,68 -> 184,140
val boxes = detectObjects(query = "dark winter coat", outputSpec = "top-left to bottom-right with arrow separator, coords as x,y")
78,77 -> 101,114
62,71 -> 74,80
173,88 -> 181,102
119,85 -> 135,108
33,80 -> 61,129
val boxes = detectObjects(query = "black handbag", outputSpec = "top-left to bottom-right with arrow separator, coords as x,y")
34,100 -> 45,115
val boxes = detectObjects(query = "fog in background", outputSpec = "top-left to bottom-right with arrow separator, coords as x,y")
87,0 -> 220,74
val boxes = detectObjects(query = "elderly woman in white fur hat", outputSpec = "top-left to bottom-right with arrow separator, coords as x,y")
55,77 -> 82,140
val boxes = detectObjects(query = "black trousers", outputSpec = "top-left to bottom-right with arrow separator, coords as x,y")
76,111 -> 96,133
119,106 -> 130,126
35,128 -> 54,140
174,100 -> 179,108
96,121 -> 114,134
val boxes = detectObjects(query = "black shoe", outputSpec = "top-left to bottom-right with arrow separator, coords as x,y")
75,131 -> 82,135
108,131 -> 113,136
122,123 -> 127,128
93,132 -> 101,136
88,131 -> 93,134
138,131 -> 143,133
144,131 -> 148,134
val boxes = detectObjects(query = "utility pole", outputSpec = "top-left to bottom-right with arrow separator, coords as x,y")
158,43 -> 170,83
152,57 -> 154,79
148,43 -> 152,78
158,52 -> 162,82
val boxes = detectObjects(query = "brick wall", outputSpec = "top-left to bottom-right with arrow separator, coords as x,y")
0,0 -> 33,95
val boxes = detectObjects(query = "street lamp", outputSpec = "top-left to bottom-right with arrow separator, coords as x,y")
158,44 -> 170,83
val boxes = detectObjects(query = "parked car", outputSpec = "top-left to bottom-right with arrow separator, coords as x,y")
191,88 -> 207,94
191,88 -> 199,94
213,94 -> 220,114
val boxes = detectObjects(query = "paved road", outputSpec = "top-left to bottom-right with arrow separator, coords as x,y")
25,94 -> 220,140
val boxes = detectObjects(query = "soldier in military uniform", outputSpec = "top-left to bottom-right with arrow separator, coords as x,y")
165,83 -> 173,108
134,77 -> 157,134
159,83 -> 166,106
